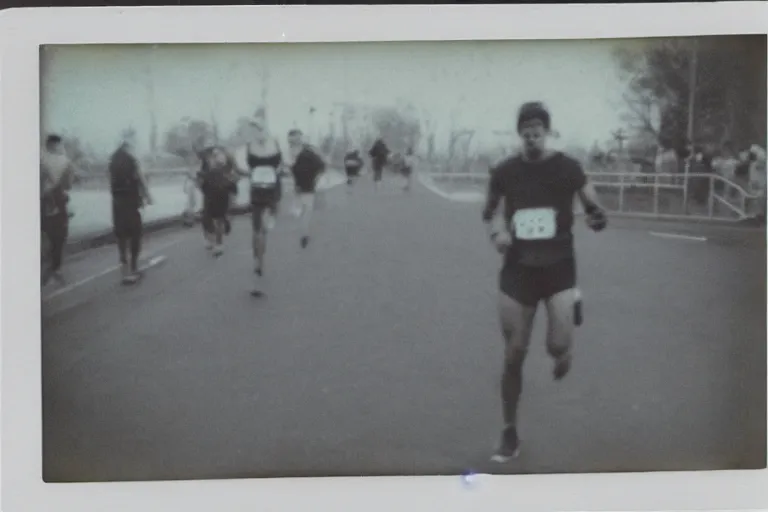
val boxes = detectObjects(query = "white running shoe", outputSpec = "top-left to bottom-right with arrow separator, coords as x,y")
213,246 -> 224,257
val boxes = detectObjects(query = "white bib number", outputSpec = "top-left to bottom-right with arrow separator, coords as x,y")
250,166 -> 277,187
512,207 -> 557,241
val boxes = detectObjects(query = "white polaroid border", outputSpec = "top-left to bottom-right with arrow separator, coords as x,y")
1,3 -> 766,512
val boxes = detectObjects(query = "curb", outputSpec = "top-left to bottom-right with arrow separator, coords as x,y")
62,172 -> 347,257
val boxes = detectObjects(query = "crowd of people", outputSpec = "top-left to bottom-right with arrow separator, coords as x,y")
40,114 -> 417,295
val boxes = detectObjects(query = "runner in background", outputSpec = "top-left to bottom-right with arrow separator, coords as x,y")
288,129 -> 326,249
343,148 -> 364,192
233,118 -> 284,296
197,146 -> 238,257
401,147 -> 416,192
109,138 -> 153,285
369,136 -> 390,190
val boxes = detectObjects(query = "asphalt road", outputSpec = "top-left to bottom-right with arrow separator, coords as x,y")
41,175 -> 767,482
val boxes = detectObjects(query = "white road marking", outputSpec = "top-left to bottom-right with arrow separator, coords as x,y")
648,231 -> 707,242
417,174 -> 485,203
42,237 -> 180,302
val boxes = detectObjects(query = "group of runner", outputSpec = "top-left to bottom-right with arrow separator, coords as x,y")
42,101 -> 609,463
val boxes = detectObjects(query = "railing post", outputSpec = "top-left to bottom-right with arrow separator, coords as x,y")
682,170 -> 689,215
653,174 -> 660,215
708,176 -> 715,218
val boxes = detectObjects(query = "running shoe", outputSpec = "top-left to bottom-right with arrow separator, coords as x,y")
213,246 -> 224,258
491,425 -> 521,463
300,236 -> 309,249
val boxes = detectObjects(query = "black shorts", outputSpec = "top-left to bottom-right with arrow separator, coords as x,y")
499,257 -> 576,307
345,167 -> 361,178
112,203 -> 142,239
250,202 -> 274,231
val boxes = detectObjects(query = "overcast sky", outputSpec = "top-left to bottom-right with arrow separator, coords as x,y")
41,40 -> 627,156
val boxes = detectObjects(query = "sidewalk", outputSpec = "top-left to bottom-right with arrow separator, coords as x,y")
64,171 -> 346,250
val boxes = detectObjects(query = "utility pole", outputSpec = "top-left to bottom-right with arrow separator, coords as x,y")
146,46 -> 158,159
686,38 -> 698,146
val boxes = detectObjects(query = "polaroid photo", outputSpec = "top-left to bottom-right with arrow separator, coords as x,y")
1,3 -> 767,512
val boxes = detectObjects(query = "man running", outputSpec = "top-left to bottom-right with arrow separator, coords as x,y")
198,146 -> 238,257
288,129 -> 326,248
481,102 -> 608,462
109,138 -> 153,284
343,148 -> 364,191
368,136 -> 389,189
40,134 -> 77,286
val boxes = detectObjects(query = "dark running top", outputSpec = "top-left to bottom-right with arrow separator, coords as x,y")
291,146 -> 326,193
369,139 -> 389,165
109,147 -> 143,210
482,152 -> 587,267
247,145 -> 282,205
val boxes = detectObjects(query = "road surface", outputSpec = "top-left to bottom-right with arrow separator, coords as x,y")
41,174 -> 766,482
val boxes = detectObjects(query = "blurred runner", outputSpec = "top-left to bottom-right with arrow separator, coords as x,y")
369,137 -> 390,190
198,146 -> 238,257
288,129 -> 326,249
109,138 -> 153,285
344,148 -> 364,192
401,147 -> 416,192
233,117 -> 284,296
481,102 -> 607,463
40,134 -> 78,287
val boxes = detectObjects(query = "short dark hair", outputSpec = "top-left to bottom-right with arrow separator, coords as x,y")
288,129 -> 302,137
45,134 -> 63,149
517,102 -> 551,132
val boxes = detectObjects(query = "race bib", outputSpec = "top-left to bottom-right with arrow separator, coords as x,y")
250,166 -> 278,188
512,207 -> 557,241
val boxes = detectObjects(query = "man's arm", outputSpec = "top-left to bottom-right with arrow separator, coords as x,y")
482,167 -> 504,238
134,161 -> 153,205
574,164 -> 608,231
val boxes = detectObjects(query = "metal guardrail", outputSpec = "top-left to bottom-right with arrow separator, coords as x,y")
427,170 -> 766,222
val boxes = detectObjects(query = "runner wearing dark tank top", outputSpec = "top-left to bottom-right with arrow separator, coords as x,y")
235,121 -> 284,297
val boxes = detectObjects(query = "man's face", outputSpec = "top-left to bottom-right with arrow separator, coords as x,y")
288,133 -> 303,149
48,142 -> 64,155
518,119 -> 549,158
249,123 -> 266,141
211,148 -> 227,167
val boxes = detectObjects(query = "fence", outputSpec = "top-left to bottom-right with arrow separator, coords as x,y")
426,168 -> 766,222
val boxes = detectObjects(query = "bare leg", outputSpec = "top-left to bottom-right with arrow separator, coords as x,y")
492,291 -> 537,462
299,193 -> 314,248
544,288 -> 577,380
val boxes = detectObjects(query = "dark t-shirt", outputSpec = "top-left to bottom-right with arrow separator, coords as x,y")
292,146 -> 325,193
109,148 -> 143,211
482,152 -> 587,267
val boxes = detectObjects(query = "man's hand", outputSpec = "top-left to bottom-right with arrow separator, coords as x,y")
491,230 -> 512,254
585,207 -> 607,232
